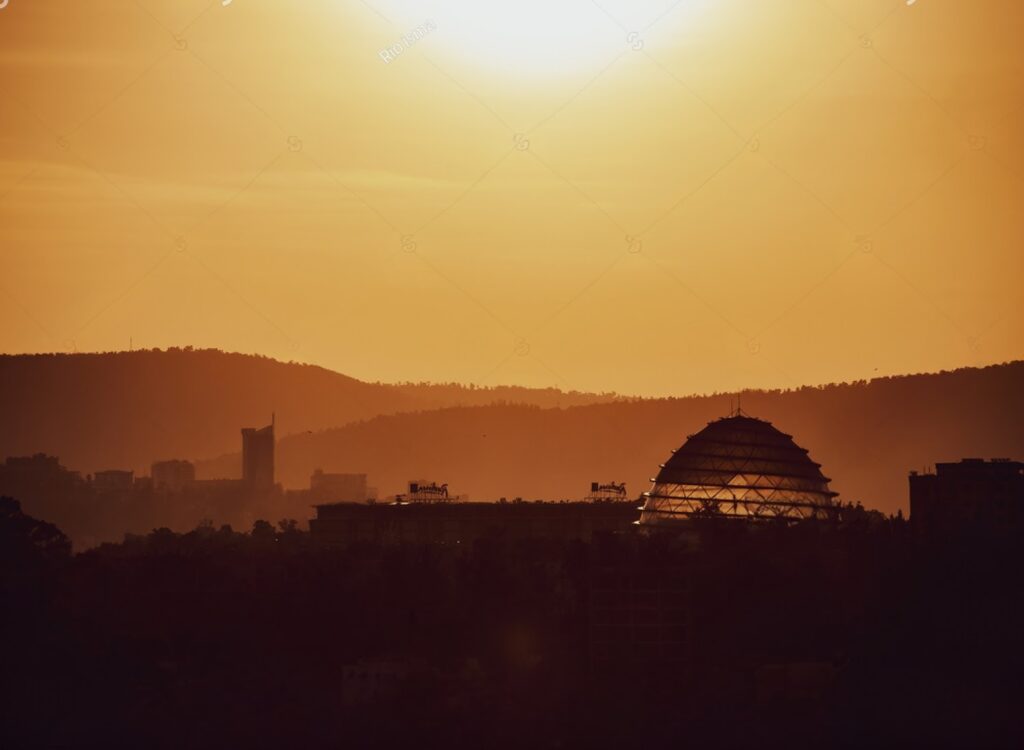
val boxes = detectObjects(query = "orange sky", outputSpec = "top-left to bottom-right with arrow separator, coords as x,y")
1,0 -> 1021,397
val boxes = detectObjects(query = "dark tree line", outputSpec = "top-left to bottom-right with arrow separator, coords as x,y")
2,499 -> 1023,749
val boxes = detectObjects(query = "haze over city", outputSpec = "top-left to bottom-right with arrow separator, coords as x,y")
2,2 -> 1023,748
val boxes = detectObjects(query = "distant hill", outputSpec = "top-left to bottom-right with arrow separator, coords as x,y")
0,349 -> 618,474
197,362 -> 1024,516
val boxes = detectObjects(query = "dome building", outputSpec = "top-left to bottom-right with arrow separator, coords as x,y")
639,414 -> 839,525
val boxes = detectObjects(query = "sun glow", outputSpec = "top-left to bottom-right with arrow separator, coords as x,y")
373,0 -> 699,75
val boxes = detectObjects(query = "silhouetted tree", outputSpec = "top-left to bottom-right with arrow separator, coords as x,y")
0,496 -> 70,569
252,518 -> 276,542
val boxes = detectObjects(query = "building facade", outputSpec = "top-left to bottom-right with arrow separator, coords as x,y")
310,469 -> 368,503
310,500 -> 640,547
910,458 -> 1024,536
151,459 -> 196,492
92,469 -> 135,493
241,418 -> 275,489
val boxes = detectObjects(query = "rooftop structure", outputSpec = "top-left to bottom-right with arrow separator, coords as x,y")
587,482 -> 628,502
404,480 -> 454,504
640,414 -> 838,525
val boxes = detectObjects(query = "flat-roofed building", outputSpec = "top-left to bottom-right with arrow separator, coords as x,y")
310,469 -> 367,503
310,499 -> 639,547
151,459 -> 196,492
92,469 -> 135,493
910,458 -> 1024,536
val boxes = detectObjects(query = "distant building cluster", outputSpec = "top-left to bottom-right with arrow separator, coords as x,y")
142,418 -> 280,502
0,418 -> 284,546
0,453 -> 84,499
1,408 -> 1020,552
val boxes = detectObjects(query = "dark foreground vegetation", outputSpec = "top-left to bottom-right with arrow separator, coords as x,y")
3,497 -> 1022,749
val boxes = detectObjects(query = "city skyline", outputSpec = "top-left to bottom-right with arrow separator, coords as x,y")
2,4 -> 1023,745
2,349 -> 1021,528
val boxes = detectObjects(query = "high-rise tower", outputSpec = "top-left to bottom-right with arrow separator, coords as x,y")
242,414 -> 275,489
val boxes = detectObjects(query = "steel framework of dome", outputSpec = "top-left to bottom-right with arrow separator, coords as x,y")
640,414 -> 839,525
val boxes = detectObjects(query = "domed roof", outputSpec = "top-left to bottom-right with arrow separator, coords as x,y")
640,414 -> 838,525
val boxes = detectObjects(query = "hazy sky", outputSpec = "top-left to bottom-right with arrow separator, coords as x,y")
1,0 -> 1021,396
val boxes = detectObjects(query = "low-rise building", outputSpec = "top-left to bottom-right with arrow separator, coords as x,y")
92,469 -> 135,493
310,499 -> 639,547
151,459 -> 196,492
310,469 -> 368,503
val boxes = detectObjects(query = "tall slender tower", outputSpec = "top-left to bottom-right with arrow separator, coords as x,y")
241,416 -> 275,489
